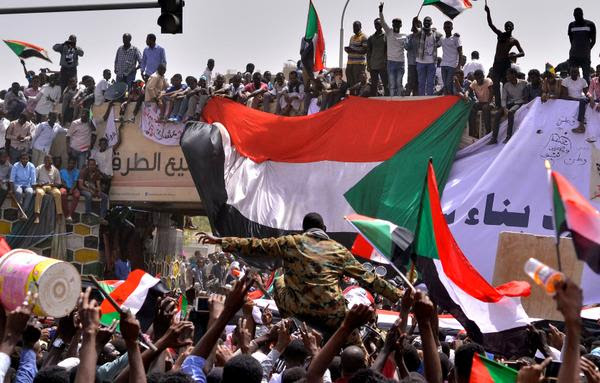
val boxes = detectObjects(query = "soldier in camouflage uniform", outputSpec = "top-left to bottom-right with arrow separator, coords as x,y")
197,213 -> 403,344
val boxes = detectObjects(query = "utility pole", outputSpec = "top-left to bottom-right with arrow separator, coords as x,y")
339,0 -> 351,69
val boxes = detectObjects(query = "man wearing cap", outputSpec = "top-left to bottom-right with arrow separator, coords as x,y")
141,34 -> 167,81
53,35 -> 84,90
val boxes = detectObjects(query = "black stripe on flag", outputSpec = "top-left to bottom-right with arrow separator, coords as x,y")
416,256 -> 531,357
181,122 -> 356,269
571,231 -> 600,273
432,3 -> 461,19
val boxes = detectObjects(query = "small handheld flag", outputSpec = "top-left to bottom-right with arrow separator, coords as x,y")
547,161 -> 600,274
3,40 -> 52,63
301,0 -> 325,76
422,0 -> 472,19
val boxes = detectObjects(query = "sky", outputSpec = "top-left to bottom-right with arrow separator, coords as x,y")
0,0 -> 599,86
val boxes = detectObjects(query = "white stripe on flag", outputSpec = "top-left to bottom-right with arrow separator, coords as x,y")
217,123 -> 380,232
433,259 -> 533,333
121,273 -> 160,314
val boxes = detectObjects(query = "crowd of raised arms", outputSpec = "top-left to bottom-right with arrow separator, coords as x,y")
0,246 -> 596,383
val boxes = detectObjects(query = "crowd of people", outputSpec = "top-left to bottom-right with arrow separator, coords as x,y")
0,213 -> 597,383
0,4 -> 598,227
0,3 -> 599,383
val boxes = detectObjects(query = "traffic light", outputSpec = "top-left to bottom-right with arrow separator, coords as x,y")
157,0 -> 184,34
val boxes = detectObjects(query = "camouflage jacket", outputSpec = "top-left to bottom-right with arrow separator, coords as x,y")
221,229 -> 402,320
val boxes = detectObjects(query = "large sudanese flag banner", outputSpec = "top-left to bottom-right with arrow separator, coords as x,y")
181,95 -> 471,270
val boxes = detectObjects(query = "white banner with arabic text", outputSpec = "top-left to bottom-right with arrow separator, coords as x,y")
141,103 -> 185,146
442,98 -> 600,305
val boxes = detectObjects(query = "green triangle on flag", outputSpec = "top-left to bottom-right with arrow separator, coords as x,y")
470,353 -> 518,382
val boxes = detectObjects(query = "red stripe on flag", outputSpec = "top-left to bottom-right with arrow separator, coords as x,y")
202,96 -> 460,163
469,354 -> 494,383
100,269 -> 146,314
426,162 -> 530,302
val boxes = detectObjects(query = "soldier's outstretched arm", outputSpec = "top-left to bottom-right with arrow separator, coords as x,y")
342,251 -> 403,304
220,236 -> 296,258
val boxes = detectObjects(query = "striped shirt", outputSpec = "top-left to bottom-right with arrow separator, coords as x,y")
347,32 -> 368,65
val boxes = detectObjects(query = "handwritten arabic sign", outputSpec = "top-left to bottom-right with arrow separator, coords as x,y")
141,104 -> 185,146
441,98 -> 600,305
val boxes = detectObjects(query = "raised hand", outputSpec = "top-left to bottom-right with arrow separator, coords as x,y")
3,291 -> 36,342
581,357 -> 600,383
342,304 -> 374,330
120,310 -> 141,345
546,324 -> 565,350
215,344 -> 234,366
413,291 -> 435,324
236,317 -> 252,353
209,294 -> 225,324
516,357 -> 551,383
379,2 -> 384,13
223,275 -> 255,315
153,296 -> 178,340
553,279 -> 582,325
78,287 -> 100,335
275,319 -> 293,352
400,289 -> 415,313
95,319 -> 117,351
158,321 -> 195,349
261,305 -> 273,326
300,322 -> 321,356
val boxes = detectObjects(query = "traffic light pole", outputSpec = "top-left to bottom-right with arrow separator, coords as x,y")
0,2 -> 160,15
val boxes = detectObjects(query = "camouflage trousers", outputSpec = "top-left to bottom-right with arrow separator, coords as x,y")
273,276 -> 363,347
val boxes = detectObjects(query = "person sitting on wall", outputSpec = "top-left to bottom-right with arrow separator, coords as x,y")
34,154 -> 63,224
78,158 -> 109,225
60,157 -> 80,223
90,137 -> 113,192
9,152 -> 36,220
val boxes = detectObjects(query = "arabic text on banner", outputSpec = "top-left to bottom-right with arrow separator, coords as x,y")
140,104 -> 185,146
441,98 -> 600,305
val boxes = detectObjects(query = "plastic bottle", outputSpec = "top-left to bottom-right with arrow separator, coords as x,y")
524,258 -> 564,295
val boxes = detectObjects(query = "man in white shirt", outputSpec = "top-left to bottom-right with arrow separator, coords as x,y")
90,137 -> 113,191
34,74 -> 61,121
440,21 -> 462,95
0,110 -> 9,150
31,112 -> 65,166
379,3 -> 406,96
563,66 -> 591,134
463,51 -> 486,79
94,69 -> 113,106
202,59 -> 215,87
34,155 -> 63,223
